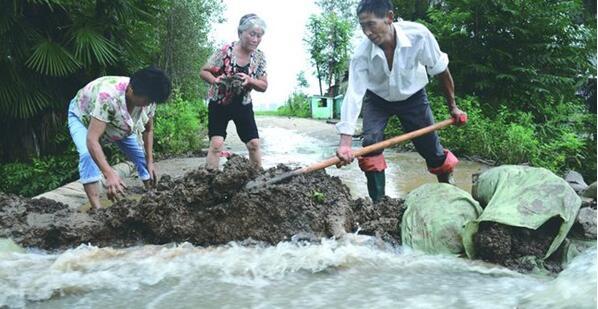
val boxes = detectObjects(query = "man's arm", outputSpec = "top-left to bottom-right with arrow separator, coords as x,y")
87,118 -> 126,200
437,68 -> 467,124
335,58 -> 368,166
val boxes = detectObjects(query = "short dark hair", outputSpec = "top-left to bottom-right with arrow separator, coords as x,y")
130,66 -> 172,104
356,0 -> 393,18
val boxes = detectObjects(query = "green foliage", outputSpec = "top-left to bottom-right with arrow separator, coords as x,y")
276,93 -> 311,118
392,0 -> 431,20
312,191 -> 326,203
0,0 -> 167,119
0,154 -> 78,197
423,0 -> 595,107
156,0 -> 223,100
153,90 -> 208,156
305,10 -> 353,95
386,93 -> 595,181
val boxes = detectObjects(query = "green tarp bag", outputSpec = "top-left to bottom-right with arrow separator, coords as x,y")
401,183 -> 483,255
463,165 -> 581,259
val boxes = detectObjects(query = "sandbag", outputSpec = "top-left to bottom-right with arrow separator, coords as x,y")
401,183 -> 483,255
463,165 -> 581,260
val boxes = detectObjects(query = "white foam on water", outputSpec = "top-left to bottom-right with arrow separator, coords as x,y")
4,236 -> 594,308
517,248 -> 597,308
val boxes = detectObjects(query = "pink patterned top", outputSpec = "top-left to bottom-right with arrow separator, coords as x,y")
205,42 -> 267,105
69,76 -> 156,142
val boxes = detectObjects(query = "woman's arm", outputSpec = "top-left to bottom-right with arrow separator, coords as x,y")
87,118 -> 126,200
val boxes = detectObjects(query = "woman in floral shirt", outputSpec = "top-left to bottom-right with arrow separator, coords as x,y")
200,13 -> 268,170
68,67 -> 171,208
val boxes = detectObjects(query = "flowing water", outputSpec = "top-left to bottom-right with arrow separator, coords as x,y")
1,119 -> 596,308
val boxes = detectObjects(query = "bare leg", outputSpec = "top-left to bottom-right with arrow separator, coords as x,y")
206,136 -> 225,170
246,138 -> 262,169
83,181 -> 102,209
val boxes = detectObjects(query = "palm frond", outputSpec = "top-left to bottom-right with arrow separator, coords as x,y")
25,40 -> 80,76
0,80 -> 50,118
71,26 -> 118,66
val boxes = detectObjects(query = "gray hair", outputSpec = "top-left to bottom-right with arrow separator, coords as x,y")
238,13 -> 266,35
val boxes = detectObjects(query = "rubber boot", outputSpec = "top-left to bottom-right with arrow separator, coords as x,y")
365,171 -> 385,203
437,172 -> 455,185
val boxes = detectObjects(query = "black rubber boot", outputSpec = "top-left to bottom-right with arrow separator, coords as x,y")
437,172 -> 455,185
365,171 -> 386,203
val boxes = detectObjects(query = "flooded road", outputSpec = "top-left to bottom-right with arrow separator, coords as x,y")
249,116 -> 487,199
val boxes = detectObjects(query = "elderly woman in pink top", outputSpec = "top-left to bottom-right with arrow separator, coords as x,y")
200,13 -> 268,170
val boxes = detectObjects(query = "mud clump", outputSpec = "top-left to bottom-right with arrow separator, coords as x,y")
474,218 -> 563,272
0,194 -> 105,250
1,156 -> 367,250
350,197 -> 406,245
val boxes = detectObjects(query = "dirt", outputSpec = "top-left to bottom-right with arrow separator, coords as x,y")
1,155 -> 574,273
0,155 -> 405,250
349,197 -> 406,246
474,217 -> 564,273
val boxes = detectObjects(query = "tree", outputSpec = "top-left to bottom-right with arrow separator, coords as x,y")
0,0 -> 224,161
157,0 -> 223,100
316,0 -> 359,23
295,70 -> 309,92
422,0 -> 595,109
392,0 -> 433,21
305,12 -> 353,96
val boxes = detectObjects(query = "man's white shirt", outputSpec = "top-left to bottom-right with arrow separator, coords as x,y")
336,20 -> 449,135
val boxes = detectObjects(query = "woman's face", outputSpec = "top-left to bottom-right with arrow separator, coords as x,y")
239,26 -> 264,51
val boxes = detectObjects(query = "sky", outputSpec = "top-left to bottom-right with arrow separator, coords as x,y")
211,0 -> 322,110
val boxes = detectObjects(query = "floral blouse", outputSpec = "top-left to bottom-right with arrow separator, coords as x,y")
205,42 -> 267,105
69,76 -> 156,142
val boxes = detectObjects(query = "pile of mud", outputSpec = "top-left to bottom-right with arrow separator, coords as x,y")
474,218 -> 563,272
0,156 -> 405,250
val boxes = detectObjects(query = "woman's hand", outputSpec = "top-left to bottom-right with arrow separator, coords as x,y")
213,75 -> 225,85
234,72 -> 253,87
145,162 -> 157,188
105,171 -> 127,202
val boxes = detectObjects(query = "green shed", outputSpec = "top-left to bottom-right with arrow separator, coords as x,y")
310,95 -> 344,119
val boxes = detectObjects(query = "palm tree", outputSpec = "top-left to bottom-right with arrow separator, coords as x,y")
0,0 -> 165,161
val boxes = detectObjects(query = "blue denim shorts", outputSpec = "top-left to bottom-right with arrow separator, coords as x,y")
67,99 -> 150,184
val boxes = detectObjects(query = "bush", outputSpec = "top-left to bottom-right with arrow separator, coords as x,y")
276,93 -> 311,117
0,154 -> 78,197
154,91 -> 208,156
384,93 -> 595,181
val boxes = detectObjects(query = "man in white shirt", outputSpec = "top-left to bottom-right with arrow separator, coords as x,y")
336,0 -> 468,202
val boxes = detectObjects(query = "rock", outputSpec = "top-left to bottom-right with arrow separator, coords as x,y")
564,170 -> 588,195
581,182 -> 596,200
574,207 -> 597,239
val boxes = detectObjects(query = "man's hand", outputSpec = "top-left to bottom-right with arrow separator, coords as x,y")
336,134 -> 354,167
450,107 -> 468,126
105,171 -> 127,202
336,145 -> 354,167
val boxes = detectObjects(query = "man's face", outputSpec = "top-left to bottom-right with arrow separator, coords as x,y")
358,11 -> 393,46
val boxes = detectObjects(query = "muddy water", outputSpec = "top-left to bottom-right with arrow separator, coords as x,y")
1,117 -> 596,308
257,123 -> 487,199
1,239 -> 595,308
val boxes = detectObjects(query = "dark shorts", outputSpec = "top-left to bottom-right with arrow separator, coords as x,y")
208,100 -> 259,143
361,89 -> 446,169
